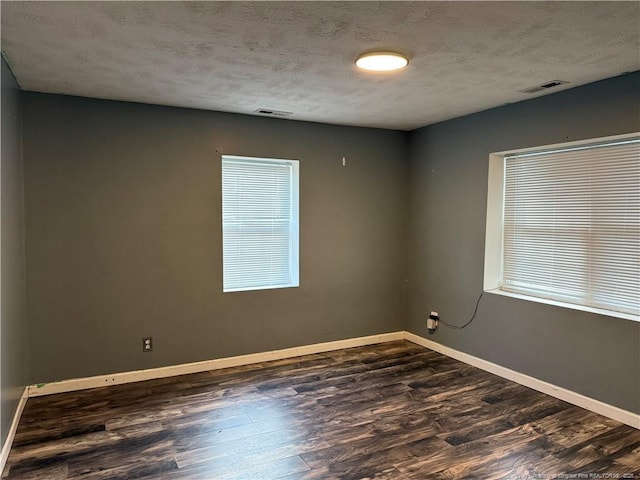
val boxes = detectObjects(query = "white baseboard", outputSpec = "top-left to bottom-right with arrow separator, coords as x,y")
403,331 -> 640,430
24,330 -> 638,430
1,387 -> 28,474
29,331 -> 405,397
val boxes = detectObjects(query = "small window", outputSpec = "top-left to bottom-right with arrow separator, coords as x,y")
484,134 -> 639,320
222,155 -> 299,292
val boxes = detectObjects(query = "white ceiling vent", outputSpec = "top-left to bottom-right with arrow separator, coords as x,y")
255,108 -> 293,117
519,80 -> 569,94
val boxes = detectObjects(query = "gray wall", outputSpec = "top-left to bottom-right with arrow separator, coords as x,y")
1,58 -> 28,444
22,93 -> 408,383
15,71 -> 640,415
407,72 -> 640,413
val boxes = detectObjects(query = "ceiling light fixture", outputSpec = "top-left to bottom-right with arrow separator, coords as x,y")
355,52 -> 409,72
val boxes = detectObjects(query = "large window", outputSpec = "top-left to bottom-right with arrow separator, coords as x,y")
222,155 -> 299,292
484,134 -> 639,321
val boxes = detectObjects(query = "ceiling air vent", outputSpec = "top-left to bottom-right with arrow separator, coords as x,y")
255,108 -> 293,117
519,80 -> 569,94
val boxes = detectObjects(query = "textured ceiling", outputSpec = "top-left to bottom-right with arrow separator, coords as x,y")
2,1 -> 639,131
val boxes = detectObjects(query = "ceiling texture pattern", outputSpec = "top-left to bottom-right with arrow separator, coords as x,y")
2,1 -> 639,130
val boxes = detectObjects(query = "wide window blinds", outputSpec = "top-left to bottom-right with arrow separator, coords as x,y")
222,155 -> 299,292
502,138 -> 639,316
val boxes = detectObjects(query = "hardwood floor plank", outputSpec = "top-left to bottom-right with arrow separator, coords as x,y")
303,434 -> 449,472
616,442 -> 640,468
8,421 -> 165,464
166,454 -> 310,480
66,456 -> 178,480
324,436 -> 448,480
554,425 -> 640,470
527,406 -> 619,445
439,416 -> 516,446
396,423 -> 557,478
13,422 -> 106,448
4,340 -> 637,479
174,429 -> 331,469
565,442 -> 640,476
1,462 -> 68,480
278,465 -> 336,480
434,436 -> 559,479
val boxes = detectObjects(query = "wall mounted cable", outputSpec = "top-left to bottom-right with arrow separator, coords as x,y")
437,291 -> 485,330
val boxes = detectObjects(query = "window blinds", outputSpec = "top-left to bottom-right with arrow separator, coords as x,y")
222,156 -> 299,292
502,138 -> 640,316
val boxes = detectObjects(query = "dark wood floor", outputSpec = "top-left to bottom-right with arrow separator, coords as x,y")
3,341 -> 639,479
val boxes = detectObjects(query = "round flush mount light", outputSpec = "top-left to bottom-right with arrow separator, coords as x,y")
355,52 -> 409,72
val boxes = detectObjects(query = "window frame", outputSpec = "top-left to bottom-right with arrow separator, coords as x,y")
221,154 -> 300,293
484,132 -> 639,322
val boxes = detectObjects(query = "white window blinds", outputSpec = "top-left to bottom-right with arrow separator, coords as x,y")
502,138 -> 640,316
222,155 -> 299,292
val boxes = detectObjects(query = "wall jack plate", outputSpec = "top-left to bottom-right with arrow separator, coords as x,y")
427,311 -> 439,335
142,337 -> 153,352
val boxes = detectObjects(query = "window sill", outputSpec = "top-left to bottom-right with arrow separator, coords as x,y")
223,283 -> 299,293
485,288 -> 639,323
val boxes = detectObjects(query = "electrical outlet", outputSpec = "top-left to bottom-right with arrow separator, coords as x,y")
142,337 -> 153,352
427,311 -> 439,335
